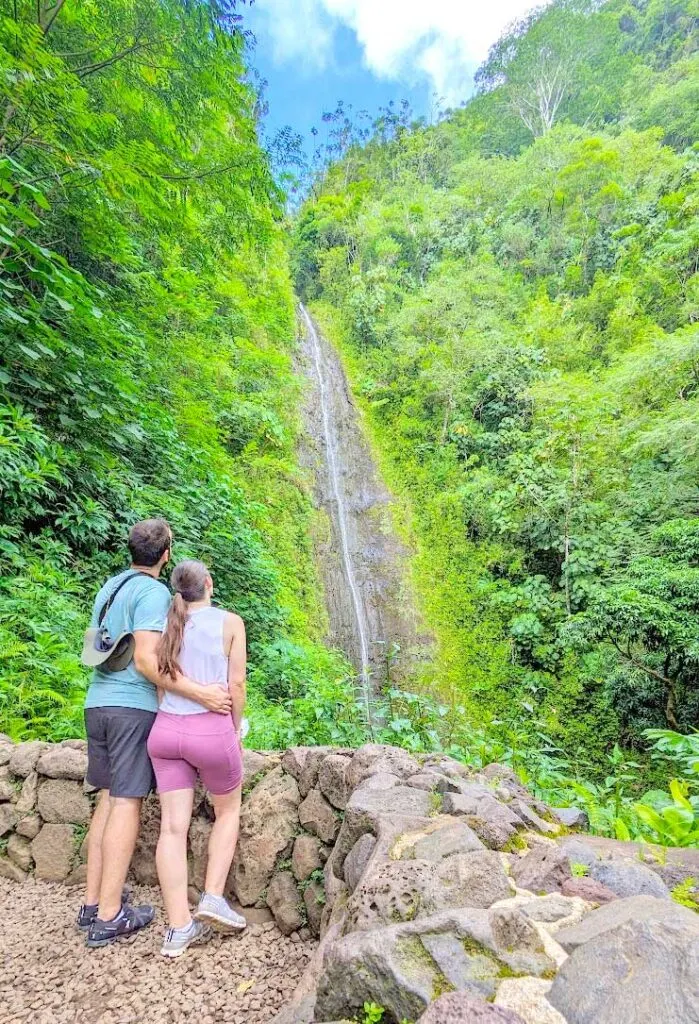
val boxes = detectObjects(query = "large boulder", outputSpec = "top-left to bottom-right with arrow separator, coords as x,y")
511,846 -> 572,895
589,857 -> 670,900
347,744 -> 421,789
37,779 -> 91,824
315,907 -> 557,1023
282,747 -> 333,797
318,754 -> 351,809
343,833 -> 376,892
242,749 -> 280,789
230,766 -> 300,906
441,789 -> 524,851
36,745 -> 88,780
343,846 -> 510,933
555,894 -> 698,953
560,877 -> 618,904
551,807 -> 588,829
303,880 -> 325,937
31,823 -> 75,880
292,835 -> 323,882
436,850 -> 512,909
267,871 -> 304,936
398,820 -> 485,862
549,914 -> 699,1023
510,799 -> 559,835
346,782 -> 434,822
0,803 -> 18,837
0,856 -> 26,882
418,994 -> 526,1023
7,833 -> 33,872
15,771 -> 38,814
0,765 -> 14,801
344,859 -> 437,932
16,813 -> 41,840
9,741 -> 49,778
299,788 -> 339,844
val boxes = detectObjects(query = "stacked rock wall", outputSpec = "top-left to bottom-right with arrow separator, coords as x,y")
2,734 -> 698,1024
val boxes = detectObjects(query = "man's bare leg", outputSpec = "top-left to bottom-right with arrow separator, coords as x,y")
85,789 -> 111,906
97,796 -> 142,921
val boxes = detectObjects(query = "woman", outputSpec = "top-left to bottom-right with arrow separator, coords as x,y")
147,559 -> 247,958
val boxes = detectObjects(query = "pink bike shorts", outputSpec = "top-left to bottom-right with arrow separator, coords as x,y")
147,711 -> 243,795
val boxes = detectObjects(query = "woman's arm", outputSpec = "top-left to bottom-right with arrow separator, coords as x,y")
133,631 -> 233,714
224,613 -> 247,732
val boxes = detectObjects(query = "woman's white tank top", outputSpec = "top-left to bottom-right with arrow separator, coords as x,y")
159,606 -> 228,715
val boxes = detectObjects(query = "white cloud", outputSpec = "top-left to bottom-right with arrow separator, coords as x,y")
251,0 -> 540,103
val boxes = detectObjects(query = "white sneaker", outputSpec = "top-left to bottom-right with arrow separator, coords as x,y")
194,892 -> 247,933
160,919 -> 211,958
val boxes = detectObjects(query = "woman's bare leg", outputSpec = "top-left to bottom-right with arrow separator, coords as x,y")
204,787 -> 242,895
156,788 -> 194,928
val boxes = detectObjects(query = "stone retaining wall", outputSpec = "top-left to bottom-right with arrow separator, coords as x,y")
2,734 -> 698,1024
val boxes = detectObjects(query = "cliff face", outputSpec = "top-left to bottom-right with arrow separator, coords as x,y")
296,306 -> 429,702
2,733 -> 698,1024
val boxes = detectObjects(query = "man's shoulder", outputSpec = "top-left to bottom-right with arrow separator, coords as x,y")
93,570 -> 168,610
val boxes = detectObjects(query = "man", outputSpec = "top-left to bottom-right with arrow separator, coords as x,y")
78,518 -> 232,947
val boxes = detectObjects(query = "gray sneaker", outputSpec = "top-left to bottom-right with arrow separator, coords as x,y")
160,919 -> 211,958
194,892 -> 247,933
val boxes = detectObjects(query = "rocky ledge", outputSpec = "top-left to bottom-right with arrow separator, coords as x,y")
1,735 -> 697,1023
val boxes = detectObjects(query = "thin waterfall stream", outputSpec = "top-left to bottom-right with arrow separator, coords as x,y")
296,304 -> 428,712
299,304 -> 373,715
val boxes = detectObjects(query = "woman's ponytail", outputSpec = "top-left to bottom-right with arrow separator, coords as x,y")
157,592 -> 188,680
156,559 -> 210,680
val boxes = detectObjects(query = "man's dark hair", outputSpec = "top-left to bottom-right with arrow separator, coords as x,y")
128,518 -> 172,567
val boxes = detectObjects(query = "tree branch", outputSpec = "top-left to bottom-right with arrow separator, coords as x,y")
610,639 -> 681,728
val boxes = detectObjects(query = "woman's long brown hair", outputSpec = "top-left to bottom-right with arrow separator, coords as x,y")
157,560 -> 210,680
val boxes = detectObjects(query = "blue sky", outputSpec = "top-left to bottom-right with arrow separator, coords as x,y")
243,0 -> 540,152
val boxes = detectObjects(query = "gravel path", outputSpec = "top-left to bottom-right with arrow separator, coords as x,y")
0,879 -> 315,1024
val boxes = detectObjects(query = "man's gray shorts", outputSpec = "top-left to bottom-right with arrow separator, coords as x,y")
85,707 -> 156,798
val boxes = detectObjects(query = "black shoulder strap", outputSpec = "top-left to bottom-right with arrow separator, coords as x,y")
97,571 -> 152,627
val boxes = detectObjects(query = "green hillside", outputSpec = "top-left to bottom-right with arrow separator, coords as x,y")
294,0 -> 699,768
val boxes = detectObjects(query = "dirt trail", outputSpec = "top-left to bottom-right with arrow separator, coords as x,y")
297,305 -> 428,701
0,879 -> 314,1024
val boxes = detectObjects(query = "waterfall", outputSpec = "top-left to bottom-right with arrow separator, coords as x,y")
296,304 -> 426,717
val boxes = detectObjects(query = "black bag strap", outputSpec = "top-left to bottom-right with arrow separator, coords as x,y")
97,571 -> 152,627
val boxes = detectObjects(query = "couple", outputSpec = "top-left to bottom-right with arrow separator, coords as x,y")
78,518 -> 247,957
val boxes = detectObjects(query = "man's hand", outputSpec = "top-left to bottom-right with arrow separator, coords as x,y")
133,632 -> 232,714
197,685 -> 232,715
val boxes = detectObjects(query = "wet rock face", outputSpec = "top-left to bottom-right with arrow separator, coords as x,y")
296,309 -> 429,690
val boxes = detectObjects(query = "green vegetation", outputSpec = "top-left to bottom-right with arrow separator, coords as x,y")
671,877 -> 699,911
0,0 -> 353,739
293,0 -> 699,828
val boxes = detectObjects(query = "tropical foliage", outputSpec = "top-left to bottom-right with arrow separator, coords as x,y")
0,0 -> 345,738
294,0 -> 699,773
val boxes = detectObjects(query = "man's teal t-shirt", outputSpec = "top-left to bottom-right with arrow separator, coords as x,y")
84,569 -> 171,713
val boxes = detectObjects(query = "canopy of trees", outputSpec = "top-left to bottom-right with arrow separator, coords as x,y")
295,0 -> 699,761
